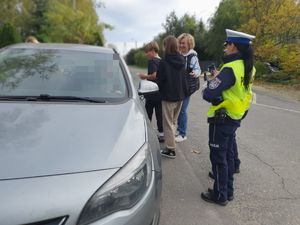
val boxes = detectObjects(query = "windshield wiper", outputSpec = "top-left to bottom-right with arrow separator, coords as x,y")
0,95 -> 106,103
37,94 -> 106,103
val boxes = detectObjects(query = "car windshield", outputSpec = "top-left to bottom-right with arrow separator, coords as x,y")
0,47 -> 128,102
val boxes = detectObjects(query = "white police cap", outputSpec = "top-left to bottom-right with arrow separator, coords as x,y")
226,29 -> 255,45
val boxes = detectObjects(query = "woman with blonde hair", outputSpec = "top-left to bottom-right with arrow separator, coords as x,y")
175,33 -> 201,143
25,36 -> 39,43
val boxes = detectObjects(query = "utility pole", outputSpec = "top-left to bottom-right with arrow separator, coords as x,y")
131,38 -> 137,49
72,0 -> 76,10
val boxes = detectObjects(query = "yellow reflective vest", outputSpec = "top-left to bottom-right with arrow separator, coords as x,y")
207,60 -> 255,120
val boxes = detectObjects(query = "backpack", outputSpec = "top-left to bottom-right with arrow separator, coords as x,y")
185,53 -> 200,96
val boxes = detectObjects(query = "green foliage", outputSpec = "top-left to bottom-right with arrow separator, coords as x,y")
40,0 -> 105,45
125,48 -> 140,65
0,23 -> 22,48
0,0 -> 109,45
0,0 -> 35,39
277,44 -> 300,79
154,11 -> 213,60
206,0 -> 241,62
239,0 -> 300,81
254,61 -> 269,80
254,60 -> 299,84
29,0 -> 49,39
134,50 -> 147,68
263,71 -> 292,84
145,0 -> 300,83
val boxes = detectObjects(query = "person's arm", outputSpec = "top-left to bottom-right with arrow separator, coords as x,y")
138,72 -> 157,80
146,71 -> 157,81
138,59 -> 158,80
202,67 -> 235,104
189,55 -> 201,78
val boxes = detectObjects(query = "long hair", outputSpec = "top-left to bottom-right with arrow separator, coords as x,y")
163,35 -> 180,55
235,43 -> 254,90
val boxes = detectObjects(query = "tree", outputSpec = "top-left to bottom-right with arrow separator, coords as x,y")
239,0 -> 300,78
0,0 -> 35,40
205,0 -> 241,61
161,11 -> 179,36
29,0 -> 49,39
155,11 -> 212,59
0,0 -> 110,45
194,20 -> 212,60
0,23 -> 22,48
40,0 -> 105,45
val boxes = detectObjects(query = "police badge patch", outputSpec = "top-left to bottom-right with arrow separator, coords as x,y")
208,77 -> 222,89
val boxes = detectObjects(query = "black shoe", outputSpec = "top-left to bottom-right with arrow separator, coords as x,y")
208,171 -> 214,179
160,148 -> 176,159
201,192 -> 228,206
208,188 -> 234,201
228,195 -> 234,201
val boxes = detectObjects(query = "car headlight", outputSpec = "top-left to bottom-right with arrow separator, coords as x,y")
77,143 -> 153,225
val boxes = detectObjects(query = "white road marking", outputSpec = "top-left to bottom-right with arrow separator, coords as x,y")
252,92 -> 300,114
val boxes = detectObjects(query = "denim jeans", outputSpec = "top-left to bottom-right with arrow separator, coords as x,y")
177,96 -> 191,137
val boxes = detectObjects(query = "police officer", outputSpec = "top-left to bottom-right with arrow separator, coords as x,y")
201,29 -> 256,206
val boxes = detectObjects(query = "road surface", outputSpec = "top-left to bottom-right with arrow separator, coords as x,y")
129,66 -> 300,225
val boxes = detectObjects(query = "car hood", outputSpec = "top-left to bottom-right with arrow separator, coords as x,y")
0,100 -> 146,180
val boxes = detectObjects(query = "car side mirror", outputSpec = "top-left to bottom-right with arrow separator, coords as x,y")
138,80 -> 159,95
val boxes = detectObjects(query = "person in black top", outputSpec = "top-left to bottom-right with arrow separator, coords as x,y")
157,35 -> 188,158
138,41 -> 164,142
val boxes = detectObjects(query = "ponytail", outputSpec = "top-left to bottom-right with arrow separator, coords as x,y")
235,44 -> 254,90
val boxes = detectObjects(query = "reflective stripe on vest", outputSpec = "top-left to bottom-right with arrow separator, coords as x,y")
207,60 -> 255,120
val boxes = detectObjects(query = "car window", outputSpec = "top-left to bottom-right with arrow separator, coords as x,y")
0,48 -> 128,102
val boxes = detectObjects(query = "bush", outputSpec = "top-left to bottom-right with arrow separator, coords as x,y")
134,50 -> 147,68
125,48 -> 139,65
263,71 -> 292,83
254,61 -> 269,80
254,60 -> 295,84
0,23 -> 22,48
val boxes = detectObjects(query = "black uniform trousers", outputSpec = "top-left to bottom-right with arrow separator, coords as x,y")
208,123 -> 238,201
232,132 -> 241,171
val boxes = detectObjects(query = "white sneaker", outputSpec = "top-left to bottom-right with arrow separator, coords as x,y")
175,135 -> 187,143
158,132 -> 164,137
157,132 -> 165,143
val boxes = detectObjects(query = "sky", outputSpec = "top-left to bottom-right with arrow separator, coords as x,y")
97,0 -> 221,55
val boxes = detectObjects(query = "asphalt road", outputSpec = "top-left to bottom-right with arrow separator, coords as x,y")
129,67 -> 300,225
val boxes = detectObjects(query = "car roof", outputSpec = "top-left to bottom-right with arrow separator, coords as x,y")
5,43 -> 117,54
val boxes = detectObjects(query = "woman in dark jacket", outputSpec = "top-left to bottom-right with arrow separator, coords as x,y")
157,35 -> 188,158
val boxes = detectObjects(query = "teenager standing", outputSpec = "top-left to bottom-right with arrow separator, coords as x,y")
138,41 -> 164,142
157,35 -> 188,158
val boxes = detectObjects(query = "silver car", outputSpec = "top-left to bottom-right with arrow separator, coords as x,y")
0,43 -> 162,225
